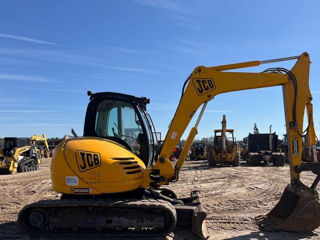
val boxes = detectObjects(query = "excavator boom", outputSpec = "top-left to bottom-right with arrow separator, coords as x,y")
151,52 -> 320,232
30,134 -> 49,152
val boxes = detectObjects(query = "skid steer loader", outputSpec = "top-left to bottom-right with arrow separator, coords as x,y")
0,134 -> 49,173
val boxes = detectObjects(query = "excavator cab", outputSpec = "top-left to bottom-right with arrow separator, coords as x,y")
84,91 -> 157,168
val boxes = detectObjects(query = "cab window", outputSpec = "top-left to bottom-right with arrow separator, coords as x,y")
95,100 -> 151,164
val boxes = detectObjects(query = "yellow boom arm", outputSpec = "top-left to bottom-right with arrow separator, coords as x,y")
151,52 -> 312,186
30,134 -> 49,151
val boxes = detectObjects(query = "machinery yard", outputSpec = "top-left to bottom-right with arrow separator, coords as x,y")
0,157 -> 319,240
2,2 -> 320,240
1,53 -> 320,239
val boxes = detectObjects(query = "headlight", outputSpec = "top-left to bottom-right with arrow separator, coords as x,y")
9,150 -> 14,156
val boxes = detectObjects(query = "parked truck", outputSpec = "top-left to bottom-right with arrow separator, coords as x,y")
243,125 -> 285,166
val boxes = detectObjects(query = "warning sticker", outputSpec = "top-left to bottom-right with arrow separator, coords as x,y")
292,139 -> 299,156
171,132 -> 177,140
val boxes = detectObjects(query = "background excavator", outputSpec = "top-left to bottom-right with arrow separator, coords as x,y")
18,52 -> 320,238
207,114 -> 239,167
0,134 -> 49,173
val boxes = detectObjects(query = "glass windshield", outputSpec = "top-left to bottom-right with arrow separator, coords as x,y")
138,108 -> 155,167
4,138 -> 16,149
95,100 -> 144,155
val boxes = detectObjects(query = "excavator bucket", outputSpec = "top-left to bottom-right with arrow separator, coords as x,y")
175,191 -> 209,239
257,184 -> 320,232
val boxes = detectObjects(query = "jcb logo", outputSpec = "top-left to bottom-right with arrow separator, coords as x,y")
76,151 -> 101,172
192,78 -> 215,96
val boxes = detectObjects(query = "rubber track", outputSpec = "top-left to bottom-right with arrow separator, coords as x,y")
18,157 -> 39,172
18,198 -> 177,238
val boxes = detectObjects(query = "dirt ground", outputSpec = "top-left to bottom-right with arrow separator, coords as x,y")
0,158 -> 320,240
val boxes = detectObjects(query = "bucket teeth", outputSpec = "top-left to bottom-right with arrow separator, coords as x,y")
255,215 -> 279,231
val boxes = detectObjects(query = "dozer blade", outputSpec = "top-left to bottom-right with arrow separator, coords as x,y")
175,190 -> 209,239
257,184 -> 320,232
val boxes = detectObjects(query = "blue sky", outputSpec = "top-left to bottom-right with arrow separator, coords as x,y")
0,0 -> 320,141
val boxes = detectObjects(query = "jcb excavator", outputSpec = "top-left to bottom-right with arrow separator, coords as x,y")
207,114 -> 239,166
18,52 -> 320,238
0,134 -> 49,173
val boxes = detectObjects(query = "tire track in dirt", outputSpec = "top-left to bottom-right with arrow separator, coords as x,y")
0,158 -> 59,225
170,160 -> 320,239
206,216 -> 256,232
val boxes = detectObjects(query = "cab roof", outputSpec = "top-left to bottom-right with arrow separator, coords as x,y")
87,91 -> 150,111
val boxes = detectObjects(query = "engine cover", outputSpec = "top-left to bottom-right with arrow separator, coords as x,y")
51,137 -> 146,194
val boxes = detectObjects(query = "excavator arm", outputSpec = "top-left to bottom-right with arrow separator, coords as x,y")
302,102 -> 318,162
149,52 -> 320,232
30,134 -> 49,152
152,54 -> 310,181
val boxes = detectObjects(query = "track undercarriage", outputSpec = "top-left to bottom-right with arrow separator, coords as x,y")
18,157 -> 39,172
18,189 -> 208,239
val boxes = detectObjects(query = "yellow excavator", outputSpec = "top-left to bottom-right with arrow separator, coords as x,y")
207,114 -> 239,166
18,52 -> 320,238
0,134 -> 49,173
